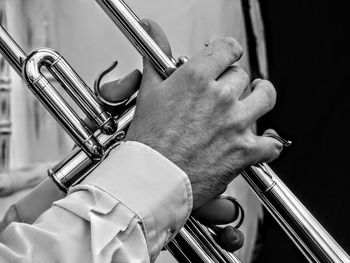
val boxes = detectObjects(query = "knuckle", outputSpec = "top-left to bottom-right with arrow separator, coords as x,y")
183,63 -> 207,84
220,37 -> 244,60
240,68 -> 250,84
230,105 -> 249,131
263,140 -> 283,163
233,117 -> 247,132
239,136 -> 256,156
216,67 -> 250,102
267,146 -> 282,163
260,80 -> 277,109
214,84 -> 235,103
274,147 -> 282,159
233,66 -> 250,86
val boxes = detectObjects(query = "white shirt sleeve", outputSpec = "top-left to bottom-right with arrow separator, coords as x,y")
0,141 -> 192,263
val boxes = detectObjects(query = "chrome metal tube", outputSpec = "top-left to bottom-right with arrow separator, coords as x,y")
242,164 -> 350,262
23,49 -> 103,158
0,24 -> 26,75
2,2 -> 349,262
49,104 -> 135,191
1,13 -> 241,263
94,1 -> 240,262
0,25 -> 101,158
95,1 -> 350,262
0,23 -> 120,159
95,0 -> 177,78
0,9 -> 12,173
49,57 -> 117,135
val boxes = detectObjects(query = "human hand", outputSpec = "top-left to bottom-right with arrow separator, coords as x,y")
192,196 -> 244,252
122,19 -> 283,209
99,68 -> 244,252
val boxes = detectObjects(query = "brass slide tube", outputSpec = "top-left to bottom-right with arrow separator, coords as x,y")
0,25 -> 118,159
95,1 -> 350,262
2,0 -> 350,261
0,13 -> 240,263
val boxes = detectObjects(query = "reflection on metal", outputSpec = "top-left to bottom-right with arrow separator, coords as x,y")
0,4 -> 11,172
23,0 -> 72,161
96,1 -> 350,262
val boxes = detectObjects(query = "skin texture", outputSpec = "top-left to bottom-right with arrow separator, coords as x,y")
99,68 -> 245,253
0,18 -> 282,256
100,19 -> 283,252
124,20 -> 283,209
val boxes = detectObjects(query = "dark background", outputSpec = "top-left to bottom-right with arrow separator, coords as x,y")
255,1 -> 350,262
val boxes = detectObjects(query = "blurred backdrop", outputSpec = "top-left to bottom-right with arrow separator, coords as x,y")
256,1 -> 350,262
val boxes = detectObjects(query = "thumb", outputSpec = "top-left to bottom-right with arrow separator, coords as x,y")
99,69 -> 141,103
139,19 -> 173,88
92,69 -> 142,119
84,69 -> 141,132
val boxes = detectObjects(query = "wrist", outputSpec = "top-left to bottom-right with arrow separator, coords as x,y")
125,136 -> 211,210
80,141 -> 193,257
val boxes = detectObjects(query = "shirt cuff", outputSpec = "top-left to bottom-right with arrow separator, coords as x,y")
78,141 -> 192,259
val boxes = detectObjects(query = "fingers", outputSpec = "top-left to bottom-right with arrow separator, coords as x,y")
216,66 -> 249,99
251,129 -> 284,164
139,19 -> 172,88
241,79 -> 277,122
217,227 -> 244,252
140,19 -> 172,57
192,197 -> 244,252
192,197 -> 239,225
84,69 -> 142,131
181,37 -> 243,82
99,69 -> 141,103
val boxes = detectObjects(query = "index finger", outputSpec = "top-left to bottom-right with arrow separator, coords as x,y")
140,19 -> 173,87
182,38 -> 243,81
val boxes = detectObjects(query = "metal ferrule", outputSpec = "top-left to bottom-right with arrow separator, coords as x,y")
242,164 -> 350,263
3,3 -> 350,262
95,1 -> 350,262
49,103 -> 135,192
95,0 -> 177,78
0,24 -> 26,75
49,56 -> 117,134
167,218 -> 241,263
23,49 -> 103,158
